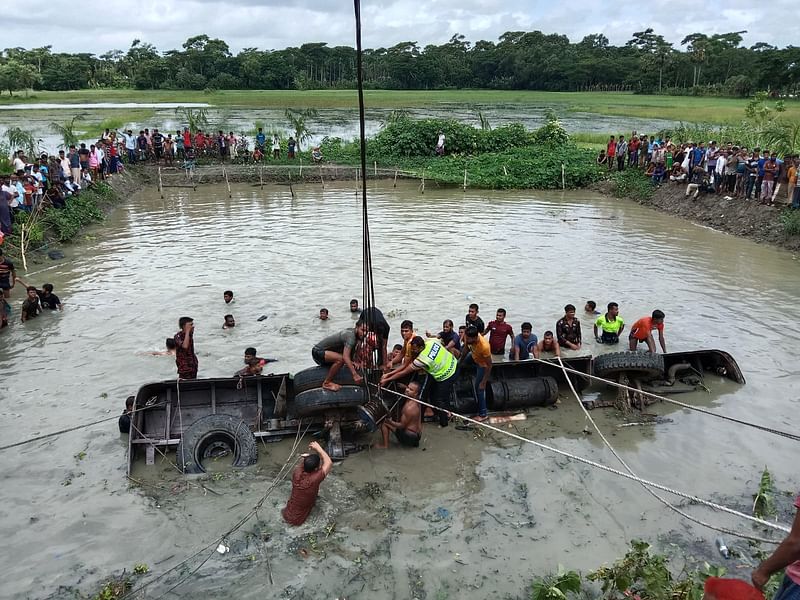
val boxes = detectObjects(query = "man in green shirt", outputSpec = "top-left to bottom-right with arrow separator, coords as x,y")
593,302 -> 625,344
380,336 -> 459,427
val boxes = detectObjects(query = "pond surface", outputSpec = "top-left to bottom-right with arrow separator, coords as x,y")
0,102 -> 676,153
0,181 -> 798,599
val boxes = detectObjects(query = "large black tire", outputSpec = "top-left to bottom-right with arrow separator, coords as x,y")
176,414 -> 258,475
593,351 -> 664,379
291,366 -> 357,394
292,386 -> 366,418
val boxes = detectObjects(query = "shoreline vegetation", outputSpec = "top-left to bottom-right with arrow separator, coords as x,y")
3,93 -> 798,265
2,89 -> 800,124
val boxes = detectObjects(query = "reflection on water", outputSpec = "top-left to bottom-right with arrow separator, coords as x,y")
0,181 -> 798,598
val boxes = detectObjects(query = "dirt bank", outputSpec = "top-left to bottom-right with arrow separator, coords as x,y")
596,179 -> 800,253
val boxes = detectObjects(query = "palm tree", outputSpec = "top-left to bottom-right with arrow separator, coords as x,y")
175,106 -> 209,134
6,127 -> 43,157
49,115 -> 82,149
284,108 -> 318,151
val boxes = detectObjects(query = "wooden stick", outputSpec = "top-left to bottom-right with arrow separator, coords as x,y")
503,166 -> 508,176
20,224 -> 28,272
224,167 -> 231,198
562,163 -> 566,189
374,161 -> 377,176
288,171 -> 294,198
319,165 -> 325,189
259,166 -> 264,189
158,166 -> 164,199
393,169 -> 398,187
421,169 -> 425,194
463,168 -> 467,191
299,158 -> 303,178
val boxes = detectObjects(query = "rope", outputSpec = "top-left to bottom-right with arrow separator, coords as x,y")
371,382 -> 789,537
555,356 -> 782,544
120,420 -> 312,599
0,402 -> 166,452
531,357 -> 800,443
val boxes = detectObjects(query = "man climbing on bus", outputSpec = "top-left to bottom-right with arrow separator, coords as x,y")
311,323 -> 366,391
628,310 -> 667,353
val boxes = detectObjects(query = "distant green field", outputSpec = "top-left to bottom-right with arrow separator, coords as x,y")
1,89 -> 798,125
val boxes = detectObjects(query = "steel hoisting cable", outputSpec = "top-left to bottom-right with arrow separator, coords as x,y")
555,357 -> 781,544
529,357 -> 800,443
370,382 -> 789,539
354,0 -> 375,318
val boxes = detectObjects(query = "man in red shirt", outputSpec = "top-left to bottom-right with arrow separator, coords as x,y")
606,136 -> 617,171
628,310 -> 666,353
282,441 -> 333,526
484,308 -> 514,356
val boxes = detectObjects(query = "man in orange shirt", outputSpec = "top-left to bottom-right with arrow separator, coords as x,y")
628,310 -> 666,353
461,325 -> 492,421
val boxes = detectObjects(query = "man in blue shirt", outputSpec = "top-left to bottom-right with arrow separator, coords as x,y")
511,322 -> 538,360
255,128 -> 266,151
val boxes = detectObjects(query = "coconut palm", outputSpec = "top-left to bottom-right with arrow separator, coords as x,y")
284,108 -> 318,151
49,116 -> 82,149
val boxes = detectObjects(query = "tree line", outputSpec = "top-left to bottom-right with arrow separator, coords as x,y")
1,31 -> 799,97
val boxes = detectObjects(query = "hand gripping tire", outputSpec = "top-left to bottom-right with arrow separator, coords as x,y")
291,386 -> 367,418
176,414 -> 258,474
292,366 -> 357,394
592,351 -> 665,380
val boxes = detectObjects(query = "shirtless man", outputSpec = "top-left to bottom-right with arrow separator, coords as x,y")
535,331 -> 561,357
312,323 -> 366,391
374,380 -> 423,449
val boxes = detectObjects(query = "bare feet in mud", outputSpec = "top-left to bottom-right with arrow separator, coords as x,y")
322,381 -> 342,392
371,443 -> 388,449
473,415 -> 488,423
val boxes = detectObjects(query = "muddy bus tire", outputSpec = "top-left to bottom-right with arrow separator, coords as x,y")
291,366 -> 357,394
176,414 -> 258,474
593,351 -> 664,380
292,386 -> 366,418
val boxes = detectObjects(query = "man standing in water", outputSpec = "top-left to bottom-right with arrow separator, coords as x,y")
381,336 -> 458,427
312,323 -> 366,391
174,316 -> 198,379
0,248 -> 16,328
375,380 -> 423,449
461,325 -> 492,421
593,302 -> 625,344
628,310 -> 666,353
282,441 -> 333,526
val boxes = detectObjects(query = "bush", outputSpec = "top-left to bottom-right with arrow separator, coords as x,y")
781,209 -> 800,236
609,169 -> 654,202
42,191 -> 104,241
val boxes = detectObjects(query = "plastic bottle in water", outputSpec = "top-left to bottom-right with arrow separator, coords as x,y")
716,536 -> 730,558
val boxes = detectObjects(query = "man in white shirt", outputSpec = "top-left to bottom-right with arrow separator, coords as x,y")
1,178 -> 19,209
12,151 -> 26,173
715,151 -> 727,192
58,150 -> 70,180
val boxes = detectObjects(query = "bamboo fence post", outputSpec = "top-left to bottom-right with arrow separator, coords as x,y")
463,168 -> 467,191
259,166 -> 264,189
224,167 -> 231,198
374,161 -> 377,177
319,165 -> 325,189
20,224 -> 28,272
561,163 -> 566,189
299,158 -> 303,178
420,169 -> 425,194
158,166 -> 164,199
288,171 -> 295,197
393,169 -> 398,187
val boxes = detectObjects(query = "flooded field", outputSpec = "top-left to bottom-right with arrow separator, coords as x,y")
0,102 -> 677,152
0,180 -> 798,599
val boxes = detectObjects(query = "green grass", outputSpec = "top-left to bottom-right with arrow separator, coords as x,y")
3,89 -> 799,125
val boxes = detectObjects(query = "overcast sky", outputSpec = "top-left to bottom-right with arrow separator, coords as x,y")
9,0 -> 793,54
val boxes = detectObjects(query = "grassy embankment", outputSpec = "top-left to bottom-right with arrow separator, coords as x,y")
4,89 -> 800,124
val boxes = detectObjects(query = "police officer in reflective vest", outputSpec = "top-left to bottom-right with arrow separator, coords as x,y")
380,336 -> 458,427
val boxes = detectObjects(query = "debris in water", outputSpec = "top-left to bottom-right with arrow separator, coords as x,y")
257,315 -> 268,321
488,413 -> 526,424
715,536 -> 730,559
216,542 -> 230,555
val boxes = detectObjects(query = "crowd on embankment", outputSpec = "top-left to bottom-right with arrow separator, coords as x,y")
599,134 -> 799,208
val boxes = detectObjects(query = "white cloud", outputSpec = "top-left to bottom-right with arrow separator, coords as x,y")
5,0 -> 793,54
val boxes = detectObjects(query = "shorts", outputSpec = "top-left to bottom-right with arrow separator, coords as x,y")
312,346 -> 326,365
629,334 -> 648,343
394,428 -> 420,447
599,331 -> 619,344
0,281 -> 10,291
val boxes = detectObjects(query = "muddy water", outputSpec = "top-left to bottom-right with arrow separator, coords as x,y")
0,104 -> 676,152
1,181 -> 799,599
